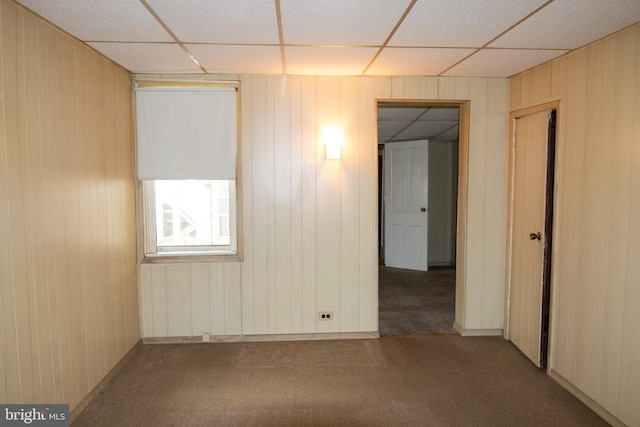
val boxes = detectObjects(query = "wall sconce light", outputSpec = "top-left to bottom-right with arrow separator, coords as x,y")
321,126 -> 344,160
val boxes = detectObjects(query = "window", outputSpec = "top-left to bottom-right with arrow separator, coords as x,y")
135,81 -> 241,260
144,180 -> 236,255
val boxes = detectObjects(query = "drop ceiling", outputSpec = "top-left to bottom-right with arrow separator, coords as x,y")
378,106 -> 459,144
14,0 -> 639,144
15,0 -> 640,78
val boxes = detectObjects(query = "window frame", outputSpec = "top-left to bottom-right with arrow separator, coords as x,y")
135,79 -> 243,264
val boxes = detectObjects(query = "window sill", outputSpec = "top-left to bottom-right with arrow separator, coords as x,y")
141,252 -> 243,264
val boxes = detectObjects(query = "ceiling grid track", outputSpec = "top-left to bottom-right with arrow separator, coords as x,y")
437,0 -> 556,77
386,107 -> 432,143
17,0 -> 640,77
275,0 -> 287,74
361,0 -> 418,76
139,0 -> 208,73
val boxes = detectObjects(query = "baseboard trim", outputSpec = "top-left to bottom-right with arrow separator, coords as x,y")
453,322 -> 503,336
143,331 -> 380,344
548,369 -> 625,426
70,339 -> 142,423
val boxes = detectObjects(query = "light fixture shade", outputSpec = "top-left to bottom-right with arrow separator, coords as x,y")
325,141 -> 342,159
322,126 -> 344,160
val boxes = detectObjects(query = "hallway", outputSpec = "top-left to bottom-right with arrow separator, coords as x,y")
379,266 -> 456,336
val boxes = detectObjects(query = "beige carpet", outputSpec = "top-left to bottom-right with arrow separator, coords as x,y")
379,266 -> 456,336
73,335 -> 606,426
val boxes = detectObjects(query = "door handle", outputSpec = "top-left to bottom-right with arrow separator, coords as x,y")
420,207 -> 426,212
529,232 -> 541,241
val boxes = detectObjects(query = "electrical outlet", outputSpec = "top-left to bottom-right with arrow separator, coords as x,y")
318,311 -> 334,321
202,332 -> 210,343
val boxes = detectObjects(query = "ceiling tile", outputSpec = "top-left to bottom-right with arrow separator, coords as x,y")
280,0 -> 410,46
490,0 -> 640,49
378,108 -> 426,121
396,120 -> 458,140
443,48 -> 569,78
286,47 -> 378,75
17,0 -> 172,42
390,0 -> 548,47
188,45 -> 283,74
87,43 -> 203,74
432,126 -> 460,142
378,121 -> 412,137
366,48 -> 474,76
420,108 -> 459,121
16,0 -> 638,79
146,0 -> 279,44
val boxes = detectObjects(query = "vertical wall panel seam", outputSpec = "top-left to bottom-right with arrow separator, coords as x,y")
338,76 -> 342,332
44,27 -> 64,401
272,76 -> 278,334
36,15 -> 57,400
0,2 -> 20,401
13,7 -> 27,402
288,76 -> 293,333
479,80 -> 491,324
87,47 -> 102,392
356,79 -> 362,331
249,74 -> 254,334
222,263 -> 227,335
0,0 -> 7,399
0,0 -> 15,403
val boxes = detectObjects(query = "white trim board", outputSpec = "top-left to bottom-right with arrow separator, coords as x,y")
143,331 -> 380,344
453,322 -> 503,336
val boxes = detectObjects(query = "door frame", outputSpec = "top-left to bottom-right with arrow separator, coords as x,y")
376,99 -> 470,329
504,100 -> 560,369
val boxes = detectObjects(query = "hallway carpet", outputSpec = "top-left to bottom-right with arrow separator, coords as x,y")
379,266 -> 456,336
73,335 -> 605,426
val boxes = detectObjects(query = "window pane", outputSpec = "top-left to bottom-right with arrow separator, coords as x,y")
154,180 -> 231,247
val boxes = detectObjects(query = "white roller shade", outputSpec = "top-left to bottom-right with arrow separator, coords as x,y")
135,87 -> 236,180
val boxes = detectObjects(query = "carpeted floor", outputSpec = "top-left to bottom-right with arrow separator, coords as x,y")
73,335 -> 606,426
379,266 -> 456,336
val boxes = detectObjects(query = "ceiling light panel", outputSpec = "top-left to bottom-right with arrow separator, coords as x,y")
187,45 -> 283,74
16,0 -> 172,42
390,0 -> 548,47
87,43 -> 203,74
366,47 -> 474,76
280,0 -> 411,46
145,0 -> 279,44
443,49 -> 568,78
286,47 -> 378,75
490,0 -> 640,49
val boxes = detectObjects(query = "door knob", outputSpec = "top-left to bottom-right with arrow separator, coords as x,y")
529,232 -> 541,241
420,207 -> 426,212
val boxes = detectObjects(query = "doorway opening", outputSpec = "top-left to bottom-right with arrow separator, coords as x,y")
377,101 -> 461,336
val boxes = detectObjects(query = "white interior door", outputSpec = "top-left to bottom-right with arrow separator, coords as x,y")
384,140 -> 429,271
508,110 -> 550,367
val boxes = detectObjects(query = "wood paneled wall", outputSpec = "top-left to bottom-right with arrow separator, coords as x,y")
428,141 -> 458,266
0,0 -> 139,411
509,23 -> 640,426
137,74 -> 508,338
